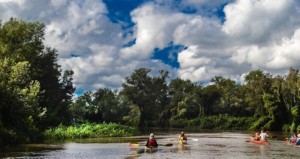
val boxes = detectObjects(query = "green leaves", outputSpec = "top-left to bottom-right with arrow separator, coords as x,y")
44,123 -> 136,139
0,18 -> 75,145
121,68 -> 169,127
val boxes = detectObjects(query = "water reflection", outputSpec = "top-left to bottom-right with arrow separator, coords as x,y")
252,144 -> 270,157
1,132 -> 300,159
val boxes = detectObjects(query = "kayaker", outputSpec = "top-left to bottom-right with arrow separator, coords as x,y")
179,131 -> 188,144
295,134 -> 300,145
259,129 -> 269,142
145,133 -> 158,148
288,130 -> 297,143
254,132 -> 260,141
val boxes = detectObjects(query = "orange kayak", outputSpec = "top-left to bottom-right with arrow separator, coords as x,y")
250,137 -> 270,145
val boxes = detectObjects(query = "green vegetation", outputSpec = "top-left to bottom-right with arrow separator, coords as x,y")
199,116 -> 255,130
168,115 -> 254,130
2,18 -> 300,147
0,18 -> 75,146
44,123 -> 136,139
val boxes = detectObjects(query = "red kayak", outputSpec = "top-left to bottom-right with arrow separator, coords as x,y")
250,137 -> 270,145
284,139 -> 300,147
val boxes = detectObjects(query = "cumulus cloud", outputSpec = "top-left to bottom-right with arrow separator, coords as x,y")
120,3 -> 187,59
223,0 -> 299,45
1,0 -> 300,92
0,0 -> 177,92
176,0 -> 300,82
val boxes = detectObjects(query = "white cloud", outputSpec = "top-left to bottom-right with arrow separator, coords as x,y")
121,3 -> 187,59
2,0 -> 300,92
223,0 -> 299,45
177,0 -> 300,81
0,0 -> 25,6
178,46 -> 211,69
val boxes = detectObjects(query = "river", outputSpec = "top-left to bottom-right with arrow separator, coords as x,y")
1,131 -> 300,159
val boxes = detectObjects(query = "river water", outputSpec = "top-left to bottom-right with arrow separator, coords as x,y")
1,131 -> 300,159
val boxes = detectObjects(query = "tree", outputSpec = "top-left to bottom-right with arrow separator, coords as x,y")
244,70 -> 272,116
201,85 -> 221,116
92,88 -> 122,123
0,18 -> 48,144
281,67 -> 300,112
0,59 -> 45,144
121,68 -> 169,127
0,18 -> 75,145
71,91 -> 93,122
211,76 -> 236,114
167,78 -> 200,127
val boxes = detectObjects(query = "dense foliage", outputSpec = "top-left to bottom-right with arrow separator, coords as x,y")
0,18 -> 75,146
44,123 -> 136,139
73,67 -> 300,132
1,18 -> 300,147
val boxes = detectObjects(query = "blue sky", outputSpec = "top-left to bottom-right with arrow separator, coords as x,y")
1,0 -> 300,94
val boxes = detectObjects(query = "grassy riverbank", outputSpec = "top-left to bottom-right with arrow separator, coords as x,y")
44,123 -> 137,139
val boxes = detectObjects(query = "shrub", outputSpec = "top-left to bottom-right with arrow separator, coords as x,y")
44,123 -> 136,139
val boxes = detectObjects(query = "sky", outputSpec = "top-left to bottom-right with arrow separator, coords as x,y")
1,0 -> 300,94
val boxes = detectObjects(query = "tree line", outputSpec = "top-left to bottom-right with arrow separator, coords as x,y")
73,67 -> 300,132
1,18 -> 300,146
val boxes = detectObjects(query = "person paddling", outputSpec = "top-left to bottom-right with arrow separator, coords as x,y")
295,133 -> 300,145
260,129 -> 270,144
179,131 -> 188,144
145,133 -> 158,148
287,130 -> 297,144
254,132 -> 260,141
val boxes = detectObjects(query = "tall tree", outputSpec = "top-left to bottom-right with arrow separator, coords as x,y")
0,18 -> 75,145
93,88 -> 128,123
167,78 -> 200,127
71,91 -> 93,122
121,68 -> 169,127
211,76 -> 236,114
201,85 -> 221,116
281,67 -> 300,112
0,58 -> 44,144
244,70 -> 272,116
0,18 -> 47,144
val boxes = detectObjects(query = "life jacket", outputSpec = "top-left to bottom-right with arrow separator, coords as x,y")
148,139 -> 157,147
291,136 -> 297,143
180,136 -> 187,140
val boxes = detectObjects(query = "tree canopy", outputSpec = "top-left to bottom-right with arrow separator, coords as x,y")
0,18 -> 75,146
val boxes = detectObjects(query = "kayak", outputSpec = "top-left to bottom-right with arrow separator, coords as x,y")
284,140 -> 294,146
130,143 -> 173,147
250,137 -> 270,145
144,147 -> 158,153
284,139 -> 300,147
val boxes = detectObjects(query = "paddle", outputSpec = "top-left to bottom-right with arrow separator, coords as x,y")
130,143 -> 173,148
129,143 -> 140,148
159,143 -> 173,147
180,138 -> 198,141
190,138 -> 199,141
